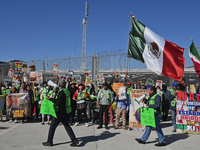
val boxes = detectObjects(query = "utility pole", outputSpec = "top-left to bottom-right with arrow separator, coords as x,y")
81,1 -> 89,71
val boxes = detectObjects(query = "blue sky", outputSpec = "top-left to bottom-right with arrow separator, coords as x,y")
0,0 -> 199,65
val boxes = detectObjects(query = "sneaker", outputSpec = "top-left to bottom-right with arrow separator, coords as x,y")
15,119 -> 17,123
73,122 -> 79,126
41,122 -> 45,125
114,127 -> 119,129
135,138 -> 146,144
172,129 -> 176,132
42,142 -> 53,146
70,140 -> 79,147
85,123 -> 89,127
123,127 -> 127,130
9,120 -> 13,123
155,142 -> 166,146
21,121 -> 24,124
97,126 -> 102,129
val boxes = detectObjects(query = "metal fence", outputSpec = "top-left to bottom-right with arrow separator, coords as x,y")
0,47 -> 199,84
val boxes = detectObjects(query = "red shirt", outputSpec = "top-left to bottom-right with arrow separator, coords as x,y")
73,90 -> 90,100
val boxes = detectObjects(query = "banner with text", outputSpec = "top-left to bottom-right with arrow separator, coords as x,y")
176,91 -> 200,134
129,89 -> 148,131
6,93 -> 31,119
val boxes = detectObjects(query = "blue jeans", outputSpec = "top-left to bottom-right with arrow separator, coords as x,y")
171,109 -> 176,129
141,115 -> 165,143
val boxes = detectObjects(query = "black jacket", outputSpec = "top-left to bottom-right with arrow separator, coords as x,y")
50,89 -> 67,117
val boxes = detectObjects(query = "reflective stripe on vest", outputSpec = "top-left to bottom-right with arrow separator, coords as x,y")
170,88 -> 176,107
100,89 -> 111,105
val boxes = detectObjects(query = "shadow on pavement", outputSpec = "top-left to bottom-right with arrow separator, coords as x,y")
160,122 -> 172,128
0,127 -> 9,129
78,131 -> 120,147
53,131 -> 120,147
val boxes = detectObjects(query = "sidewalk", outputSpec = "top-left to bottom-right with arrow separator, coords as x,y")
0,119 -> 198,150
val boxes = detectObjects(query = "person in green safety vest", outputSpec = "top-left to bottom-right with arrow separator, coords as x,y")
135,86 -> 166,146
97,82 -> 114,130
33,84 -> 40,119
125,81 -> 132,124
43,80 -> 78,147
73,82 -> 90,127
85,84 -> 95,121
169,82 -> 178,132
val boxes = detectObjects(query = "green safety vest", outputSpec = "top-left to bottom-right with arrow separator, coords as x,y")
126,86 -> 132,101
169,88 -> 176,107
6,89 -> 10,94
47,90 -> 56,98
86,88 -> 91,100
41,87 -> 47,99
100,89 -> 111,105
55,88 -> 71,114
76,89 -> 87,100
35,89 -> 40,101
2,89 -> 6,95
148,93 -> 162,116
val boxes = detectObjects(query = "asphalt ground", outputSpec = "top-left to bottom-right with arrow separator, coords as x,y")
0,116 -> 199,150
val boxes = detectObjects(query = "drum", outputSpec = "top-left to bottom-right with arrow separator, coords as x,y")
76,100 -> 86,110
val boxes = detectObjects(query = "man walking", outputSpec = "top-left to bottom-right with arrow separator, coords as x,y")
135,86 -> 166,146
42,80 -> 78,147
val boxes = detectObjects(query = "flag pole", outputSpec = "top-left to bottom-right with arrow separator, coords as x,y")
125,12 -> 132,80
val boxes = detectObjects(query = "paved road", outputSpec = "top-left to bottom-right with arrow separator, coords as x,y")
0,118 -> 198,150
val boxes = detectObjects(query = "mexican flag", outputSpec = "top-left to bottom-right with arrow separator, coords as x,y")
128,15 -> 185,82
189,42 -> 200,78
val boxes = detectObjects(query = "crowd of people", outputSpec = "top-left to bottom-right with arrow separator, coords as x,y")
0,77 -> 188,147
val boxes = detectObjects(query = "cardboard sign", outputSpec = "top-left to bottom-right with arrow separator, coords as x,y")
53,64 -> 59,75
156,80 -> 162,89
30,71 -> 36,83
146,78 -> 153,85
8,69 -> 14,78
22,64 -> 28,72
36,72 -> 43,83
29,65 -> 36,71
113,83 -> 124,94
118,87 -> 127,100
16,62 -> 23,73
23,73 -> 28,82
85,76 -> 92,86
96,74 -> 104,86
140,107 -> 156,128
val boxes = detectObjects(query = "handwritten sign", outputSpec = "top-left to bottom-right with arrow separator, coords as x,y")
113,83 -> 124,94
30,71 -> 36,83
40,98 -> 57,118
8,69 -> 14,78
156,80 -> 162,89
36,72 -> 43,83
140,107 -> 156,128
53,64 -> 59,75
85,76 -> 92,86
118,87 -> 126,100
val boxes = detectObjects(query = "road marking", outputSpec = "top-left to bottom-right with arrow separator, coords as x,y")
0,123 -> 21,136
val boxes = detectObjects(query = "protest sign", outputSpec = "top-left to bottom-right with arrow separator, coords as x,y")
146,78 -> 153,85
85,76 -> 92,86
96,74 -> 104,86
113,83 -> 124,94
0,95 -> 6,117
22,64 -> 28,72
23,73 -> 28,83
176,91 -> 200,134
140,107 -> 156,128
8,69 -> 14,78
129,89 -> 148,131
30,71 -> 36,83
29,65 -> 36,71
6,93 -> 30,118
36,72 -> 43,83
40,98 -> 57,118
16,62 -> 23,73
53,64 -> 59,75
156,80 -> 162,89
118,87 -> 126,100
